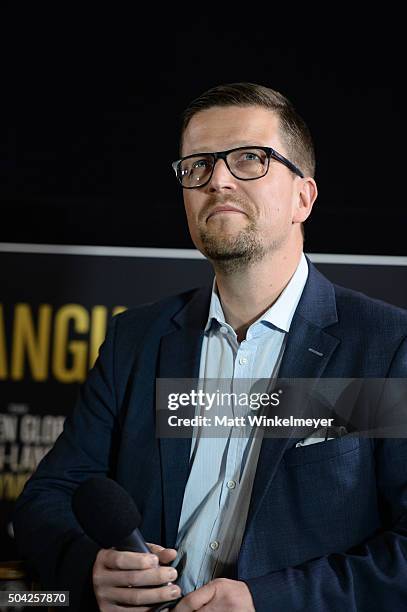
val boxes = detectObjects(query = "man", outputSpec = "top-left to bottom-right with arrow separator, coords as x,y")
14,83 -> 407,611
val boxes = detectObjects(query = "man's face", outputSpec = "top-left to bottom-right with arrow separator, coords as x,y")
181,105 -> 311,270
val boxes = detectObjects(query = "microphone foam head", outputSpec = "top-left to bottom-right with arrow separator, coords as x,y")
72,477 -> 141,548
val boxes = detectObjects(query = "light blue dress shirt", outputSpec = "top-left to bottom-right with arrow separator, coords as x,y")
175,253 -> 309,594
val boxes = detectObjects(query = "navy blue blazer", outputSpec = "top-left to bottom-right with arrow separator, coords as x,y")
14,262 -> 407,611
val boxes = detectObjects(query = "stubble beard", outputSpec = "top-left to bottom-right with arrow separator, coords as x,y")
194,194 -> 288,274
198,219 -> 267,274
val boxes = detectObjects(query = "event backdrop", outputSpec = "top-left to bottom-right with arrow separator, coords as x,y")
1,244 -> 406,560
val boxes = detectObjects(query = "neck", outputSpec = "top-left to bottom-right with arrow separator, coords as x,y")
213,247 -> 303,342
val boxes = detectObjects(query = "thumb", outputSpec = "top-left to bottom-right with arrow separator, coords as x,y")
146,542 -> 177,565
175,582 -> 216,611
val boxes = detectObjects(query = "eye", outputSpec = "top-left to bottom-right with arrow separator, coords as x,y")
242,152 -> 261,161
233,151 -> 265,165
192,158 -> 210,170
180,157 -> 210,177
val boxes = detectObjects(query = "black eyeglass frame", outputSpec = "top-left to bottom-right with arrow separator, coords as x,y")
172,145 -> 304,189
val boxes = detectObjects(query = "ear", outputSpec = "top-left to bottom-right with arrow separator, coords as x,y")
293,177 -> 318,223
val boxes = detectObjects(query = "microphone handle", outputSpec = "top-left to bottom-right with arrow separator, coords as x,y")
116,527 -> 151,553
116,528 -> 182,610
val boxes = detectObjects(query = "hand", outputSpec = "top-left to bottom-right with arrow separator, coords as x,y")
92,542 -> 181,611
173,578 -> 255,611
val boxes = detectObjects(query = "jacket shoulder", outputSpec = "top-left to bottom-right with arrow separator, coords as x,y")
106,286 -> 206,351
331,283 -> 407,360
333,282 -> 407,327
115,287 -> 202,324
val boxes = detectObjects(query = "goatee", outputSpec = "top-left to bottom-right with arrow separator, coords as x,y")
199,223 -> 266,274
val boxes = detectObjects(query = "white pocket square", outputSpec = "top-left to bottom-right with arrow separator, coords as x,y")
295,425 -> 348,447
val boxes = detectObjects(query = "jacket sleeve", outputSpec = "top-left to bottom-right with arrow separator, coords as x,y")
244,336 -> 407,612
13,315 -> 122,612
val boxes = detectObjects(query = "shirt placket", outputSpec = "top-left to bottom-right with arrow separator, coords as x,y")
195,333 -> 257,587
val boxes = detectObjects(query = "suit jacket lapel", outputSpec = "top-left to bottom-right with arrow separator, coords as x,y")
158,285 -> 211,548
243,261 -> 341,537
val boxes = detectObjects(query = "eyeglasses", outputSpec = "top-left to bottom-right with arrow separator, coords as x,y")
172,145 -> 304,189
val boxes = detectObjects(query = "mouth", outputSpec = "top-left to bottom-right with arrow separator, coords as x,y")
206,205 -> 247,221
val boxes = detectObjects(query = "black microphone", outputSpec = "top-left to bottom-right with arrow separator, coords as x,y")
72,477 -> 150,553
72,477 -> 182,611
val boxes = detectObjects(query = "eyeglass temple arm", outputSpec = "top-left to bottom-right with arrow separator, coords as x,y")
268,148 -> 304,178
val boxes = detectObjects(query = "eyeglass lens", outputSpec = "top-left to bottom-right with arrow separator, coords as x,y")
178,148 -> 269,187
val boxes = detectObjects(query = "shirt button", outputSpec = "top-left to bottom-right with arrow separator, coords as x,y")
239,356 -> 248,365
209,540 -> 219,550
219,326 -> 228,334
226,480 -> 236,489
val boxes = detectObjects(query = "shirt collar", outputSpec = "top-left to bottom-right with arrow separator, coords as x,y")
204,253 -> 308,334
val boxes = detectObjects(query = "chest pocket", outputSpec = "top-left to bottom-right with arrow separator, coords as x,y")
284,434 -> 360,467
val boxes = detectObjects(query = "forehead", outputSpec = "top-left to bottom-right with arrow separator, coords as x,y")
182,105 -> 282,156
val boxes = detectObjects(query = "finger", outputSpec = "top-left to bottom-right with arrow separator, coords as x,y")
146,543 -> 177,565
100,566 -> 178,588
107,583 -> 181,607
147,542 -> 165,552
107,606 -> 151,612
158,547 -> 178,565
175,583 -> 216,611
102,549 -> 159,570
100,602 -> 165,612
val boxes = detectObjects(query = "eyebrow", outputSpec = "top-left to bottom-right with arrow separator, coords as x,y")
186,142 -> 267,156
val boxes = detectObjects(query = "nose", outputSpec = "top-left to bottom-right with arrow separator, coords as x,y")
207,158 -> 237,193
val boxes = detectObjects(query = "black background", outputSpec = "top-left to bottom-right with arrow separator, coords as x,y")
3,15 -> 406,254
